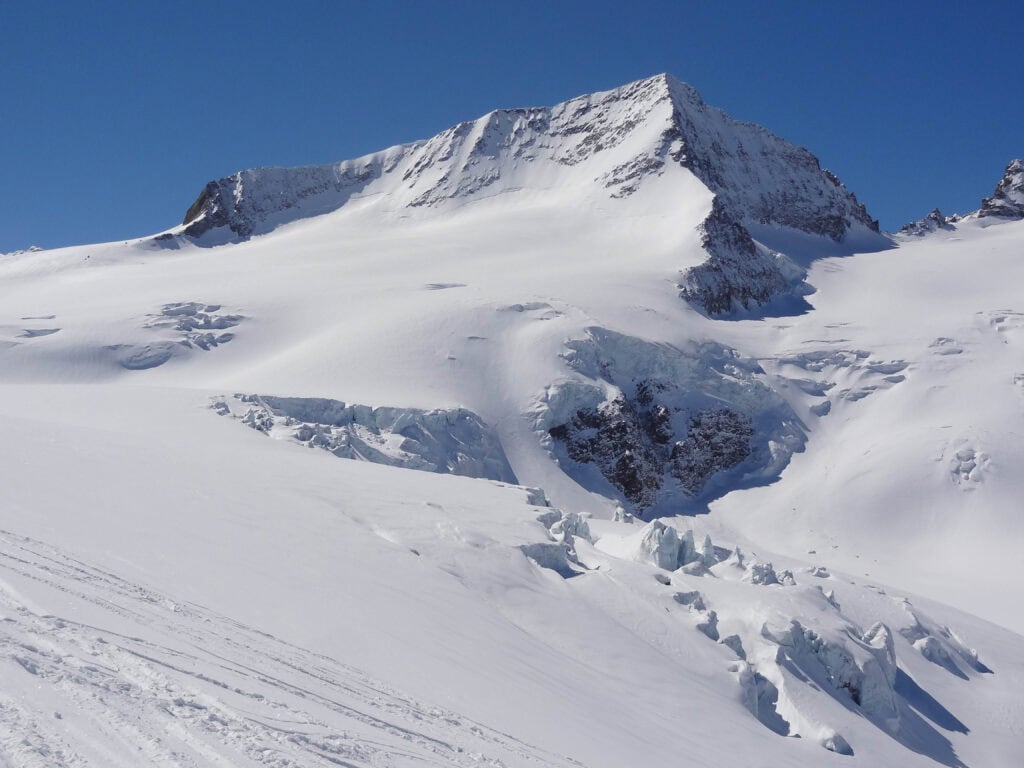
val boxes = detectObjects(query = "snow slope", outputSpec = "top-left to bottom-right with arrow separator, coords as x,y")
1,76 -> 1022,766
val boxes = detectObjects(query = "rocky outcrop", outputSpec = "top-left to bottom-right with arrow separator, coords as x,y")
549,393 -> 665,508
978,158 -> 1024,220
548,386 -> 759,509
538,328 -> 804,513
898,208 -> 956,236
669,408 -> 754,494
678,198 -> 810,314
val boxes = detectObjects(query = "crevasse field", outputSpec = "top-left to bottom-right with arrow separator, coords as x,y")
1,75 -> 1022,767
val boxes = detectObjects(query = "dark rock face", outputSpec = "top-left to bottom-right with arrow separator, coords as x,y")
182,182 -> 233,238
979,159 -> 1024,220
898,208 -> 955,236
549,389 -> 755,508
670,410 -> 753,494
678,198 -> 804,315
541,328 -> 804,513
550,393 -> 668,508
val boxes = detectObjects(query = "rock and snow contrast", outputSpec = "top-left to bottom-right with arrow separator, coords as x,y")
898,158 -> 1024,233
1,74 -> 1023,767
979,159 -> 1024,220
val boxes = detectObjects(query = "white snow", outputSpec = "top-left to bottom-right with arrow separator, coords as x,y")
1,74 -> 1023,767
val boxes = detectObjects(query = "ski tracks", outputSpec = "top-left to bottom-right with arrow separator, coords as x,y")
0,529 -> 583,768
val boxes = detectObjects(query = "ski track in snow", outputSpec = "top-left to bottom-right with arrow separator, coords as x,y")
0,529 -> 583,768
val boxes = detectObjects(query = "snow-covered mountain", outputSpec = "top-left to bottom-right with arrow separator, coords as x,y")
2,75 -> 1023,767
180,75 -> 876,240
178,74 -> 881,316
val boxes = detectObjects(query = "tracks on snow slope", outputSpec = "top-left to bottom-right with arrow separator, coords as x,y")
0,529 -> 586,768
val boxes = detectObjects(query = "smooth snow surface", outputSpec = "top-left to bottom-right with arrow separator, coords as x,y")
1,75 -> 1022,766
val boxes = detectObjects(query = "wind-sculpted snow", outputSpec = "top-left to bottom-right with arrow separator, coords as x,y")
109,301 -> 243,370
899,603 -> 992,678
215,393 -> 517,482
765,619 -> 902,726
538,328 -> 805,514
769,347 -> 909,418
628,520 -> 717,572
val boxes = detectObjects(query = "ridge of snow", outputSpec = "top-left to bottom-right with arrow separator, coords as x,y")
898,208 -> 957,237
898,158 -> 1024,236
179,73 -> 877,246
3,75 -> 1024,768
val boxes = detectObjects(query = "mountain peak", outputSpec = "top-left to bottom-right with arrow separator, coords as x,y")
979,158 -> 1024,219
179,73 -> 876,249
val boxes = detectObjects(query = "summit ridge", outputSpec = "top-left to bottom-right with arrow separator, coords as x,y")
180,74 -> 876,244
178,74 -> 880,316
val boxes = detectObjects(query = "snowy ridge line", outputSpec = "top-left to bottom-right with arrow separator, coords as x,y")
170,73 -> 882,318
0,528 -> 588,768
677,197 -> 813,316
175,74 -> 874,243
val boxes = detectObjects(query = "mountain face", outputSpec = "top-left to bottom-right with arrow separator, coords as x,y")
4,75 -> 1024,768
180,74 -> 878,315
182,74 -> 876,241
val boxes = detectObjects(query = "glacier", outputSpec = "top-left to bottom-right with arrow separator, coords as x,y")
1,74 -> 1023,767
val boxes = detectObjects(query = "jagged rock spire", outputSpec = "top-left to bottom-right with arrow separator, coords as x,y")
979,159 -> 1024,219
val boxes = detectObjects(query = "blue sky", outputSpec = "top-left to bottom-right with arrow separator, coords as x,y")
2,1 -> 1021,251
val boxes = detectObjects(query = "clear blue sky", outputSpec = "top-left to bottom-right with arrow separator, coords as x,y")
2,1 -> 1021,251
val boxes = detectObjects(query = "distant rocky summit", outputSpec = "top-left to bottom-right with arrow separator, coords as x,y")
898,208 -> 956,236
979,159 -> 1024,220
